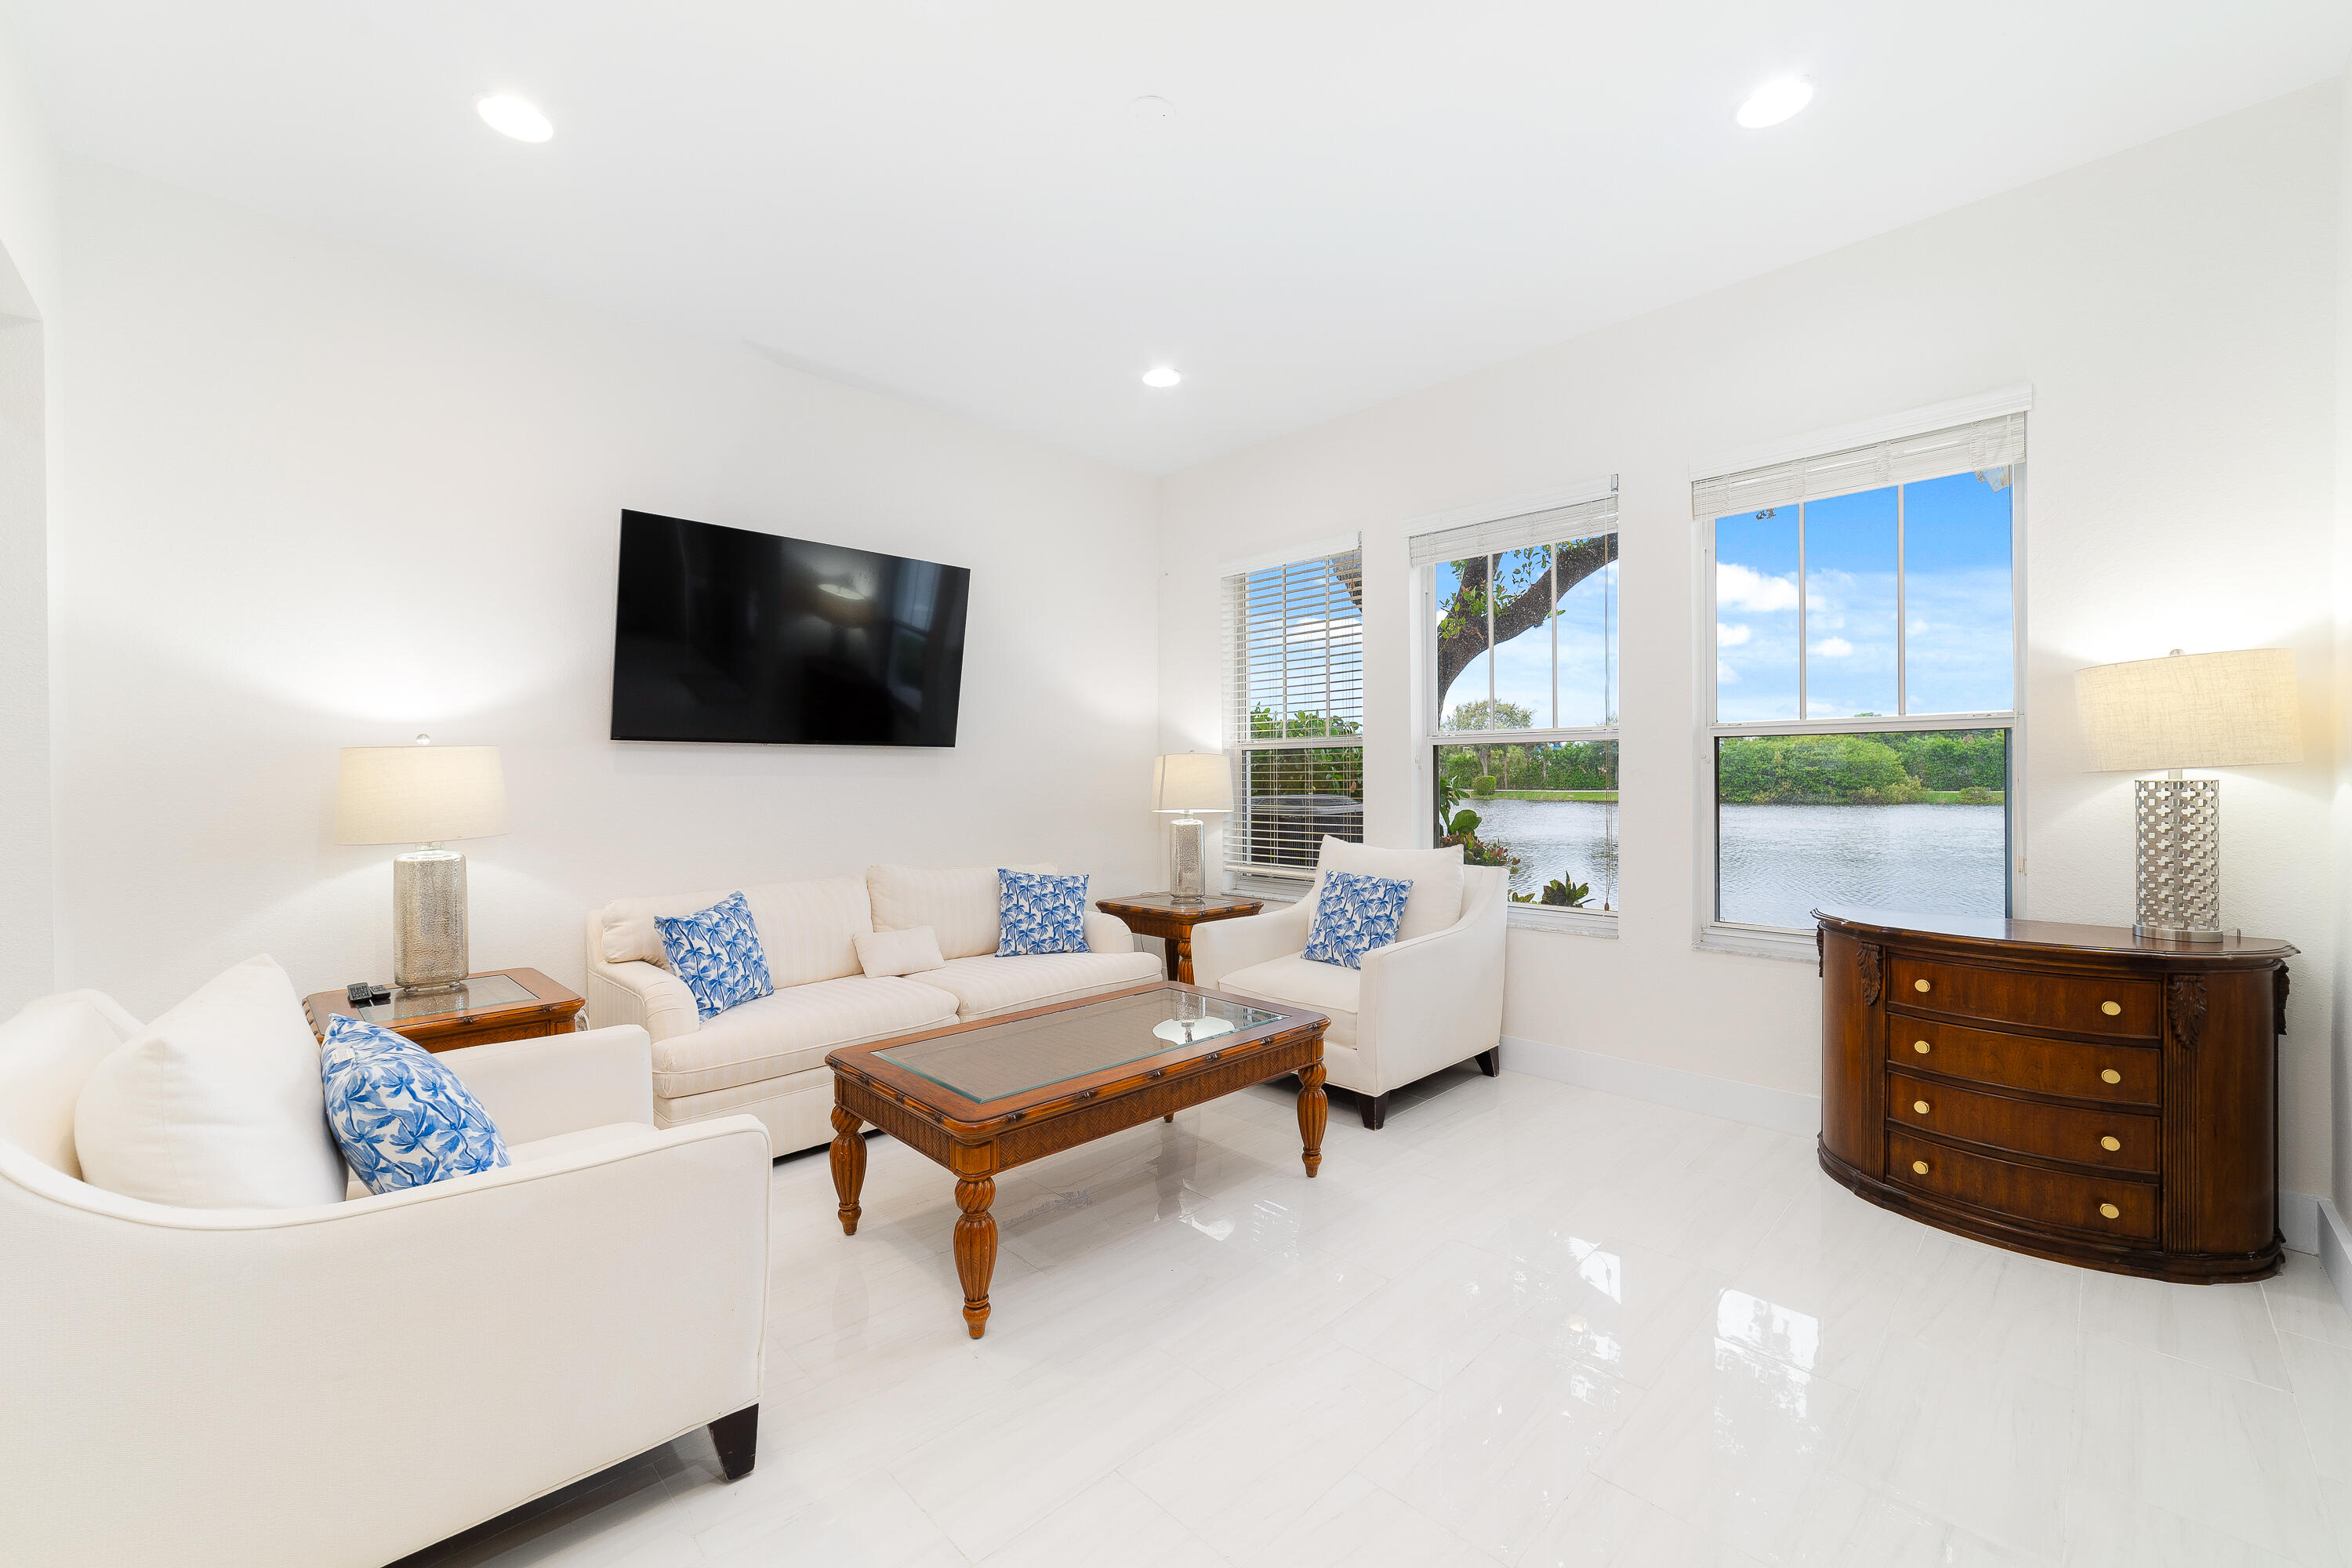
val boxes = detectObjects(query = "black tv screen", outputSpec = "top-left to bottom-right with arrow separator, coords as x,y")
610,510 -> 970,746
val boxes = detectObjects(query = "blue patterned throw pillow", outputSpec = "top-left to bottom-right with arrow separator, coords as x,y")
320,1016 -> 510,1195
655,891 -> 774,1020
996,869 -> 1091,956
1303,869 -> 1414,969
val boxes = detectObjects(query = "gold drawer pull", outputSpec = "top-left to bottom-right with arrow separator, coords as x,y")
2101,1001 -> 2122,1017
2100,1203 -> 2121,1219
1911,1160 -> 1930,1175
2100,1135 -> 2122,1152
1912,1099 -> 1931,1115
1914,978 -> 1931,993
2100,1068 -> 2122,1084
1913,1040 -> 1930,1054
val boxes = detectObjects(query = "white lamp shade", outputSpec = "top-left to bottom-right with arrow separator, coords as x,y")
335,745 -> 510,844
1152,752 -> 1233,815
2075,648 -> 2303,772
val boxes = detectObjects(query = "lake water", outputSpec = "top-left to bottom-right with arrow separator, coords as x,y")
1467,798 -> 2007,925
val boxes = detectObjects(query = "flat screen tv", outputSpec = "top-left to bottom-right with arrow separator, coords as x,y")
610,510 -> 970,746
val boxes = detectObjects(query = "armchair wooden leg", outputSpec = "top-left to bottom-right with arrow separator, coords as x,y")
1474,1047 -> 1500,1077
1359,1091 -> 1389,1131
709,1404 -> 758,1481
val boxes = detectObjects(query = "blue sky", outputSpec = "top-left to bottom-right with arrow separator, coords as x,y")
1716,470 -> 2012,723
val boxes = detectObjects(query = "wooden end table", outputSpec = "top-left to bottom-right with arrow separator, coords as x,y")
827,981 -> 1327,1339
1094,893 -> 1265,984
301,967 -> 585,1052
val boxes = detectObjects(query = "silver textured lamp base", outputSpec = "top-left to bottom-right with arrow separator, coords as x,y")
2132,777 -> 2227,943
394,848 -> 471,991
1169,816 -> 1206,903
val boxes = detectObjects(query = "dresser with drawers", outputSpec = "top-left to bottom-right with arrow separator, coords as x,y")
1815,906 -> 2293,1283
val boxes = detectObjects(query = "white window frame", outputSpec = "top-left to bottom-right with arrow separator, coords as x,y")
1410,481 -> 1622,937
1222,534 -> 1366,889
1690,394 -> 2031,960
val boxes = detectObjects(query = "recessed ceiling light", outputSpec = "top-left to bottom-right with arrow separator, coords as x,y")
1734,78 -> 1813,129
477,94 -> 554,143
1142,366 -> 1181,388
1129,95 -> 1177,125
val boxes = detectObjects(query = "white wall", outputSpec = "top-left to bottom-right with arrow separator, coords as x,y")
1161,84 -> 2344,1198
2332,59 -> 2352,1225
0,9 -> 59,1016
49,158 -> 1163,1019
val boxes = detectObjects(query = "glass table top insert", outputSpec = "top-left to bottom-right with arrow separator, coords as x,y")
875,986 -> 1288,1103
351,973 -> 536,1024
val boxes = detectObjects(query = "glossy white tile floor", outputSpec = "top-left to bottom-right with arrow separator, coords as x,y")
397,1069 -> 2352,1568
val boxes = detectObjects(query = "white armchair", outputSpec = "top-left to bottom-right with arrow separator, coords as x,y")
0,992 -> 772,1568
1192,860 -> 1508,1127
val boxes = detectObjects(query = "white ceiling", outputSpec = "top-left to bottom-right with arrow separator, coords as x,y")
9,2 -> 2349,474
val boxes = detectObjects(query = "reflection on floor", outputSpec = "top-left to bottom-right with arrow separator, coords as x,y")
393,1067 -> 2352,1568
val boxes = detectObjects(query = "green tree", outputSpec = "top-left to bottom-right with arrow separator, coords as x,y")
1426,537 -> 1618,717
1716,734 -> 1926,804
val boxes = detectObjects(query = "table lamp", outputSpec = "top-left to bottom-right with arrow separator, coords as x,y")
1152,752 -> 1233,903
2075,648 -> 2300,942
335,736 -> 510,991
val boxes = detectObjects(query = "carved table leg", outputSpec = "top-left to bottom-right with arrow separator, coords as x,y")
829,1106 -> 867,1236
953,1174 -> 998,1338
1297,1060 -> 1327,1177
1174,937 -> 1196,985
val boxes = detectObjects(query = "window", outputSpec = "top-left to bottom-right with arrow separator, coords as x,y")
1699,408 -> 2024,939
1413,487 -> 1620,919
1221,542 -> 1364,877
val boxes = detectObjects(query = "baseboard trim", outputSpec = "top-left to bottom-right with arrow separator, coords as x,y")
2281,1189 -> 2321,1257
2317,1197 -> 2352,1312
1501,1035 -> 1821,1138
1504,1035 -> 2329,1257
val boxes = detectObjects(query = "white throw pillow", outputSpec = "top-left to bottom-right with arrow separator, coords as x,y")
855,925 -> 947,978
1313,837 -> 1466,942
73,954 -> 349,1209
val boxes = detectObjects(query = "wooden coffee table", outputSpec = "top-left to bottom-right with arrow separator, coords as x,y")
826,981 -> 1329,1339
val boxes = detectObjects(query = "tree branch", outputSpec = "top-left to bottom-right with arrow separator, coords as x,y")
1435,535 -> 1617,713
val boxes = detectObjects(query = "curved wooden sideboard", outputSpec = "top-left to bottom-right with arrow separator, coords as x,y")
1815,906 -> 2292,1283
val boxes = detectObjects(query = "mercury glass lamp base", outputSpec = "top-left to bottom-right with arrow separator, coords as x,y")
2132,777 -> 2223,942
394,848 -> 471,991
1169,816 -> 1207,903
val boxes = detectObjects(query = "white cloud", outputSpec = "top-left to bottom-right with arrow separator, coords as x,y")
1813,637 -> 1853,658
1909,619 -> 1928,635
1716,562 -> 1798,613
1716,622 -> 1751,646
1716,661 -> 1740,684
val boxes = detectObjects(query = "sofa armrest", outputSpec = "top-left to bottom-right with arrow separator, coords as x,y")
586,954 -> 699,1044
1085,910 -> 1136,955
1355,875 -> 1506,1089
1189,900 -> 1315,989
437,1025 -> 655,1144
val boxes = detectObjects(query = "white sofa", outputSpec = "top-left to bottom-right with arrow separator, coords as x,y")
586,863 -> 1163,1156
0,991 -> 771,1568
1191,841 -> 1507,1127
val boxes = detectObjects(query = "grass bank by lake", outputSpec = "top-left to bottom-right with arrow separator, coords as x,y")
1481,789 -> 2003,805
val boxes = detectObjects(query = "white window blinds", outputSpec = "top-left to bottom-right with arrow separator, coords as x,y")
1691,411 -> 2027,521
1408,491 -> 1620,568
1221,544 -> 1365,873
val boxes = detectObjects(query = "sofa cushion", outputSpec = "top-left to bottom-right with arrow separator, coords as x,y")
916,950 -> 1163,1022
73,955 -> 351,1210
0,989 -> 143,1180
1218,954 -> 1359,1050
650,975 -> 960,1099
596,877 -> 873,990
868,862 -> 1055,960
1315,837 -> 1465,942
321,1016 -> 512,1195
